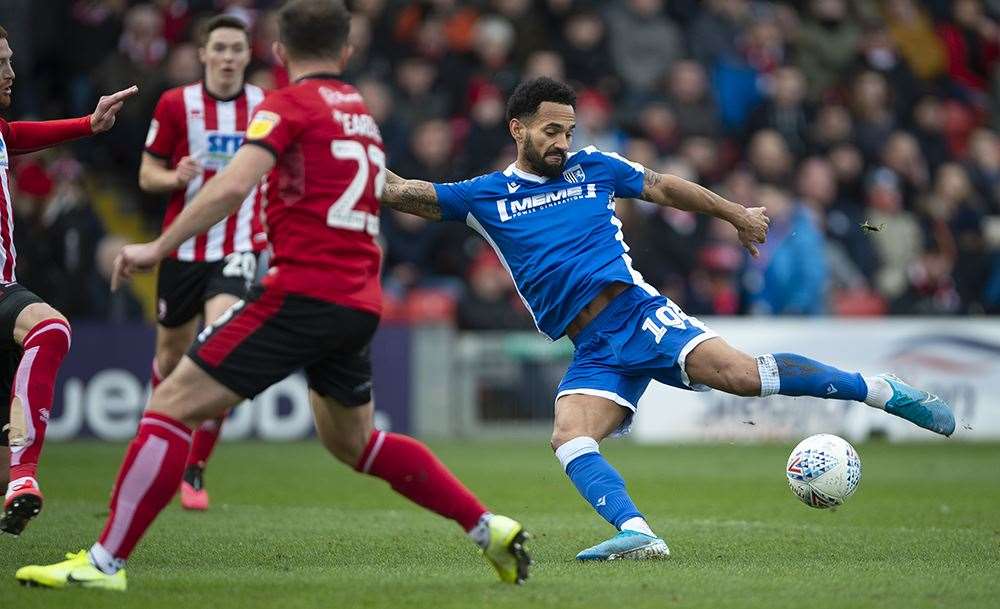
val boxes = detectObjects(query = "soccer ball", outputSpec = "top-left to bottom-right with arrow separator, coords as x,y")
785,434 -> 862,509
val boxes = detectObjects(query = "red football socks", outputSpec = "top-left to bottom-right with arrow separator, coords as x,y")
185,415 -> 225,469
7,319 -> 71,483
356,430 -> 487,532
97,412 -> 191,561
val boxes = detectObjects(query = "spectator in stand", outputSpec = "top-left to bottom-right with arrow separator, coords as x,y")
689,0 -> 750,68
810,103 -> 854,153
559,10 -> 616,93
523,50 -> 565,83
796,157 -> 873,291
747,129 -> 794,186
851,70 -> 897,161
665,60 -> 721,139
937,0 -> 1000,94
966,128 -> 1000,211
457,85 -> 511,175
911,96 -> 953,172
880,130 -> 931,208
466,14 -> 520,99
456,248 -> 534,331
90,3 -> 167,172
853,23 -> 922,118
795,0 -> 861,100
573,89 -> 626,153
87,235 -> 146,323
828,142 -> 867,206
884,0 -> 948,82
606,0 -> 683,96
746,65 -> 811,156
743,185 -> 828,315
919,163 -> 990,312
866,168 -> 923,301
393,57 -> 448,130
634,102 -> 679,156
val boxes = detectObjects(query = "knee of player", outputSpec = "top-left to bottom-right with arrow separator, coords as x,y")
550,427 -> 592,452
146,380 -> 196,427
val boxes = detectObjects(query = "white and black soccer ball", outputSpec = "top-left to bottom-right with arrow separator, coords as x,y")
786,434 -> 862,509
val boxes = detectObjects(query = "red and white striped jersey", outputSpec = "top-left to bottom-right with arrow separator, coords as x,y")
0,115 -> 93,283
145,82 -> 268,262
0,121 -> 15,283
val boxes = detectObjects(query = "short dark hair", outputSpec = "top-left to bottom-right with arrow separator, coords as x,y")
0,24 -> 7,39
505,77 -> 577,124
196,14 -> 250,47
278,0 -> 351,61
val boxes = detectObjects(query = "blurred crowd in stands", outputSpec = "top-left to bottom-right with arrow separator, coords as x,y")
2,0 -> 1000,328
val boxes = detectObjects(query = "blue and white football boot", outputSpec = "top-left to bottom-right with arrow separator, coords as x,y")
576,530 -> 670,561
876,373 -> 956,436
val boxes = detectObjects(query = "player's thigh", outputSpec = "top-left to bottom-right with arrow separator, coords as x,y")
552,393 -> 630,449
310,391 -> 374,466
204,292 -> 242,325
147,356 -> 243,428
155,317 -> 200,375
683,336 -> 761,397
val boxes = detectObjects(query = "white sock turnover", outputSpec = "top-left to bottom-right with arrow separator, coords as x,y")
619,516 -> 655,537
863,376 -> 893,409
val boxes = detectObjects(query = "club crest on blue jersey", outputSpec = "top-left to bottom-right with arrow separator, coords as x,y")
563,164 -> 586,183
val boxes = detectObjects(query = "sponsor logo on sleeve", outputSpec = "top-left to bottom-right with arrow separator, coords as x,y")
246,111 -> 281,140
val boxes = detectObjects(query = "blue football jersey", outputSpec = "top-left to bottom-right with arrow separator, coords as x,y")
434,146 -> 656,339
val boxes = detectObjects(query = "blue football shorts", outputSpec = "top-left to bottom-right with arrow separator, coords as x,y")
557,285 -> 718,435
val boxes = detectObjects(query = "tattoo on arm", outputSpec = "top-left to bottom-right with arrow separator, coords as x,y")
381,172 -> 443,220
640,169 -> 667,204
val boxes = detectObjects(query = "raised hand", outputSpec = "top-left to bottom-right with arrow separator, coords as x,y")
737,206 -> 770,257
90,85 -> 139,133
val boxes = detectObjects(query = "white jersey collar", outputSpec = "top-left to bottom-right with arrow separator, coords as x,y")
503,163 -> 550,184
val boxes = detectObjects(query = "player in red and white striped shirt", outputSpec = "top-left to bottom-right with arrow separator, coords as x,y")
0,23 -> 137,536
138,15 -> 266,512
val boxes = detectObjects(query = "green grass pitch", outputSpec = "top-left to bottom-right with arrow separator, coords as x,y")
2,440 -> 998,608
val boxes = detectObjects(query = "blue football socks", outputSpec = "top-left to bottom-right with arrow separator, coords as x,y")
556,437 -> 642,529
756,353 -> 868,401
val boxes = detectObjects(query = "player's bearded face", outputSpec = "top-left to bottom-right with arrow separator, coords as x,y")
0,39 -> 14,110
519,103 -> 575,177
522,132 -> 567,177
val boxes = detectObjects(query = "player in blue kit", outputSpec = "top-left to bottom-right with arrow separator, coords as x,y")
381,78 -> 955,561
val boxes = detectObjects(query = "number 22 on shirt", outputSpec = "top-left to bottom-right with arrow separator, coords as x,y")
327,139 -> 384,236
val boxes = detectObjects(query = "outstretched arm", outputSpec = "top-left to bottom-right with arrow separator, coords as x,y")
640,169 -> 770,257
6,85 -> 138,154
382,170 -> 443,221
